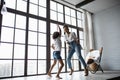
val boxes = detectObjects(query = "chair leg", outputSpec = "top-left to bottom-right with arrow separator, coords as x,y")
99,65 -> 104,73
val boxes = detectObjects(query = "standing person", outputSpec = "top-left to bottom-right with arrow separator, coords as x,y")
47,25 -> 64,79
63,24 -> 88,76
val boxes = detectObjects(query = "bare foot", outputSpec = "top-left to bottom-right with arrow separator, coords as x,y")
47,73 -> 52,77
56,76 -> 62,79
69,69 -> 74,75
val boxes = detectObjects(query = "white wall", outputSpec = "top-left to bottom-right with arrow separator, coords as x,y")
93,4 -> 120,70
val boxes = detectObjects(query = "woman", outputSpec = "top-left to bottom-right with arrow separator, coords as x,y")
63,24 -> 88,76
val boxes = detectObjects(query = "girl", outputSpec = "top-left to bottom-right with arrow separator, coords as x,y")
47,25 -> 64,79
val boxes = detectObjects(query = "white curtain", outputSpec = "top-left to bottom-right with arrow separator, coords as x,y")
83,11 -> 94,55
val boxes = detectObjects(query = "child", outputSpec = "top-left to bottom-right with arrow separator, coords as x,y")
47,25 -> 64,79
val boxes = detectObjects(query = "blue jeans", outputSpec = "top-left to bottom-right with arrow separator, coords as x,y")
67,41 -> 87,69
53,51 -> 62,60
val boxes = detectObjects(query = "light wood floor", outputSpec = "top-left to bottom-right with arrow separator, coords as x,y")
1,71 -> 120,80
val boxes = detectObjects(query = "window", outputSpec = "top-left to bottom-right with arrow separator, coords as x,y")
14,44 -> 25,59
13,60 -> 24,76
77,11 -> 83,28
6,0 -> 16,9
16,15 -> 26,29
17,0 -> 27,12
65,7 -> 77,26
50,1 -> 64,22
2,12 -> 15,27
1,27 -> 14,42
0,0 -> 86,79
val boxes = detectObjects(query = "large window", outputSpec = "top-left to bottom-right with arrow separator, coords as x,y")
0,0 -> 85,79
50,1 -> 64,22
65,6 -> 76,26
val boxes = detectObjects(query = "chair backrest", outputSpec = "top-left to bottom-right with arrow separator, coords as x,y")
98,47 -> 103,63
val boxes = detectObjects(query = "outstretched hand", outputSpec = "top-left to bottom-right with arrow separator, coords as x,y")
57,24 -> 61,37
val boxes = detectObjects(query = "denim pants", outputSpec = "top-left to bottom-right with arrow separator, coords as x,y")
67,41 -> 87,69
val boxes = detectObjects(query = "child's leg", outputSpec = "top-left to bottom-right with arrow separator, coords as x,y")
47,60 -> 57,77
56,59 -> 64,79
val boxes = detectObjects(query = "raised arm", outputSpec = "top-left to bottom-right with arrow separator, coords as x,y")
57,24 -> 61,37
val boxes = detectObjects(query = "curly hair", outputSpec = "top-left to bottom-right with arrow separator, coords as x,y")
63,24 -> 68,28
52,31 -> 60,39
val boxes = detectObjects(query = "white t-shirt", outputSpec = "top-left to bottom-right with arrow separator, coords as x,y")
85,50 -> 100,63
53,37 -> 61,51
64,32 -> 77,42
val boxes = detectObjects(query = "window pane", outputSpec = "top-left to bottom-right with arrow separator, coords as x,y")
2,13 -> 15,27
77,11 -> 82,19
15,29 -> 25,43
50,1 -> 56,11
0,43 -> 13,59
61,48 -> 65,59
57,3 -> 63,13
71,28 -> 77,35
39,20 -> 46,33
38,60 -> 46,74
39,0 -> 46,7
28,45 -> 37,59
71,9 -> 76,17
28,31 -> 37,45
27,60 -> 37,75
71,17 -> 76,26
17,0 -> 27,12
29,3 -> 38,15
78,20 -> 82,27
1,27 -> 14,42
65,15 -> 70,24
29,18 -> 38,31
38,47 -> 46,59
30,0 -> 38,4
65,7 -> 70,15
6,0 -> 16,9
39,7 -> 46,18
16,15 -> 26,29
73,60 -> 79,70
50,48 -> 54,59
50,23 -> 57,34
38,33 -> 46,45
13,60 -> 24,76
79,31 -> 84,40
50,10 -> 57,21
0,60 -> 12,77
80,40 -> 84,48
14,44 -> 25,59
58,13 -> 63,22
61,37 -> 65,48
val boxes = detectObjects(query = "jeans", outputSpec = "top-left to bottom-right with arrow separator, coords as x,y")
67,41 -> 87,69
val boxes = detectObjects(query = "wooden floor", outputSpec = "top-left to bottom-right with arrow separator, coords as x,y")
1,71 -> 120,80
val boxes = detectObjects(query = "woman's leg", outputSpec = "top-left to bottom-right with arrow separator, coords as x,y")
56,59 -> 64,79
75,44 -> 88,76
47,60 -> 57,77
67,46 -> 75,75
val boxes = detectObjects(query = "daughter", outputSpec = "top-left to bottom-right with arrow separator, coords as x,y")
47,25 -> 64,79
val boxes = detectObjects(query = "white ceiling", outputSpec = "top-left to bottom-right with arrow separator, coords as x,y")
59,0 -> 120,13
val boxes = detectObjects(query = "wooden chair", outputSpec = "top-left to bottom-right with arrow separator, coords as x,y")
87,47 -> 104,74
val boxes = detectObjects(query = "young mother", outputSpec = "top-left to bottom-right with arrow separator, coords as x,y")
63,24 -> 88,76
